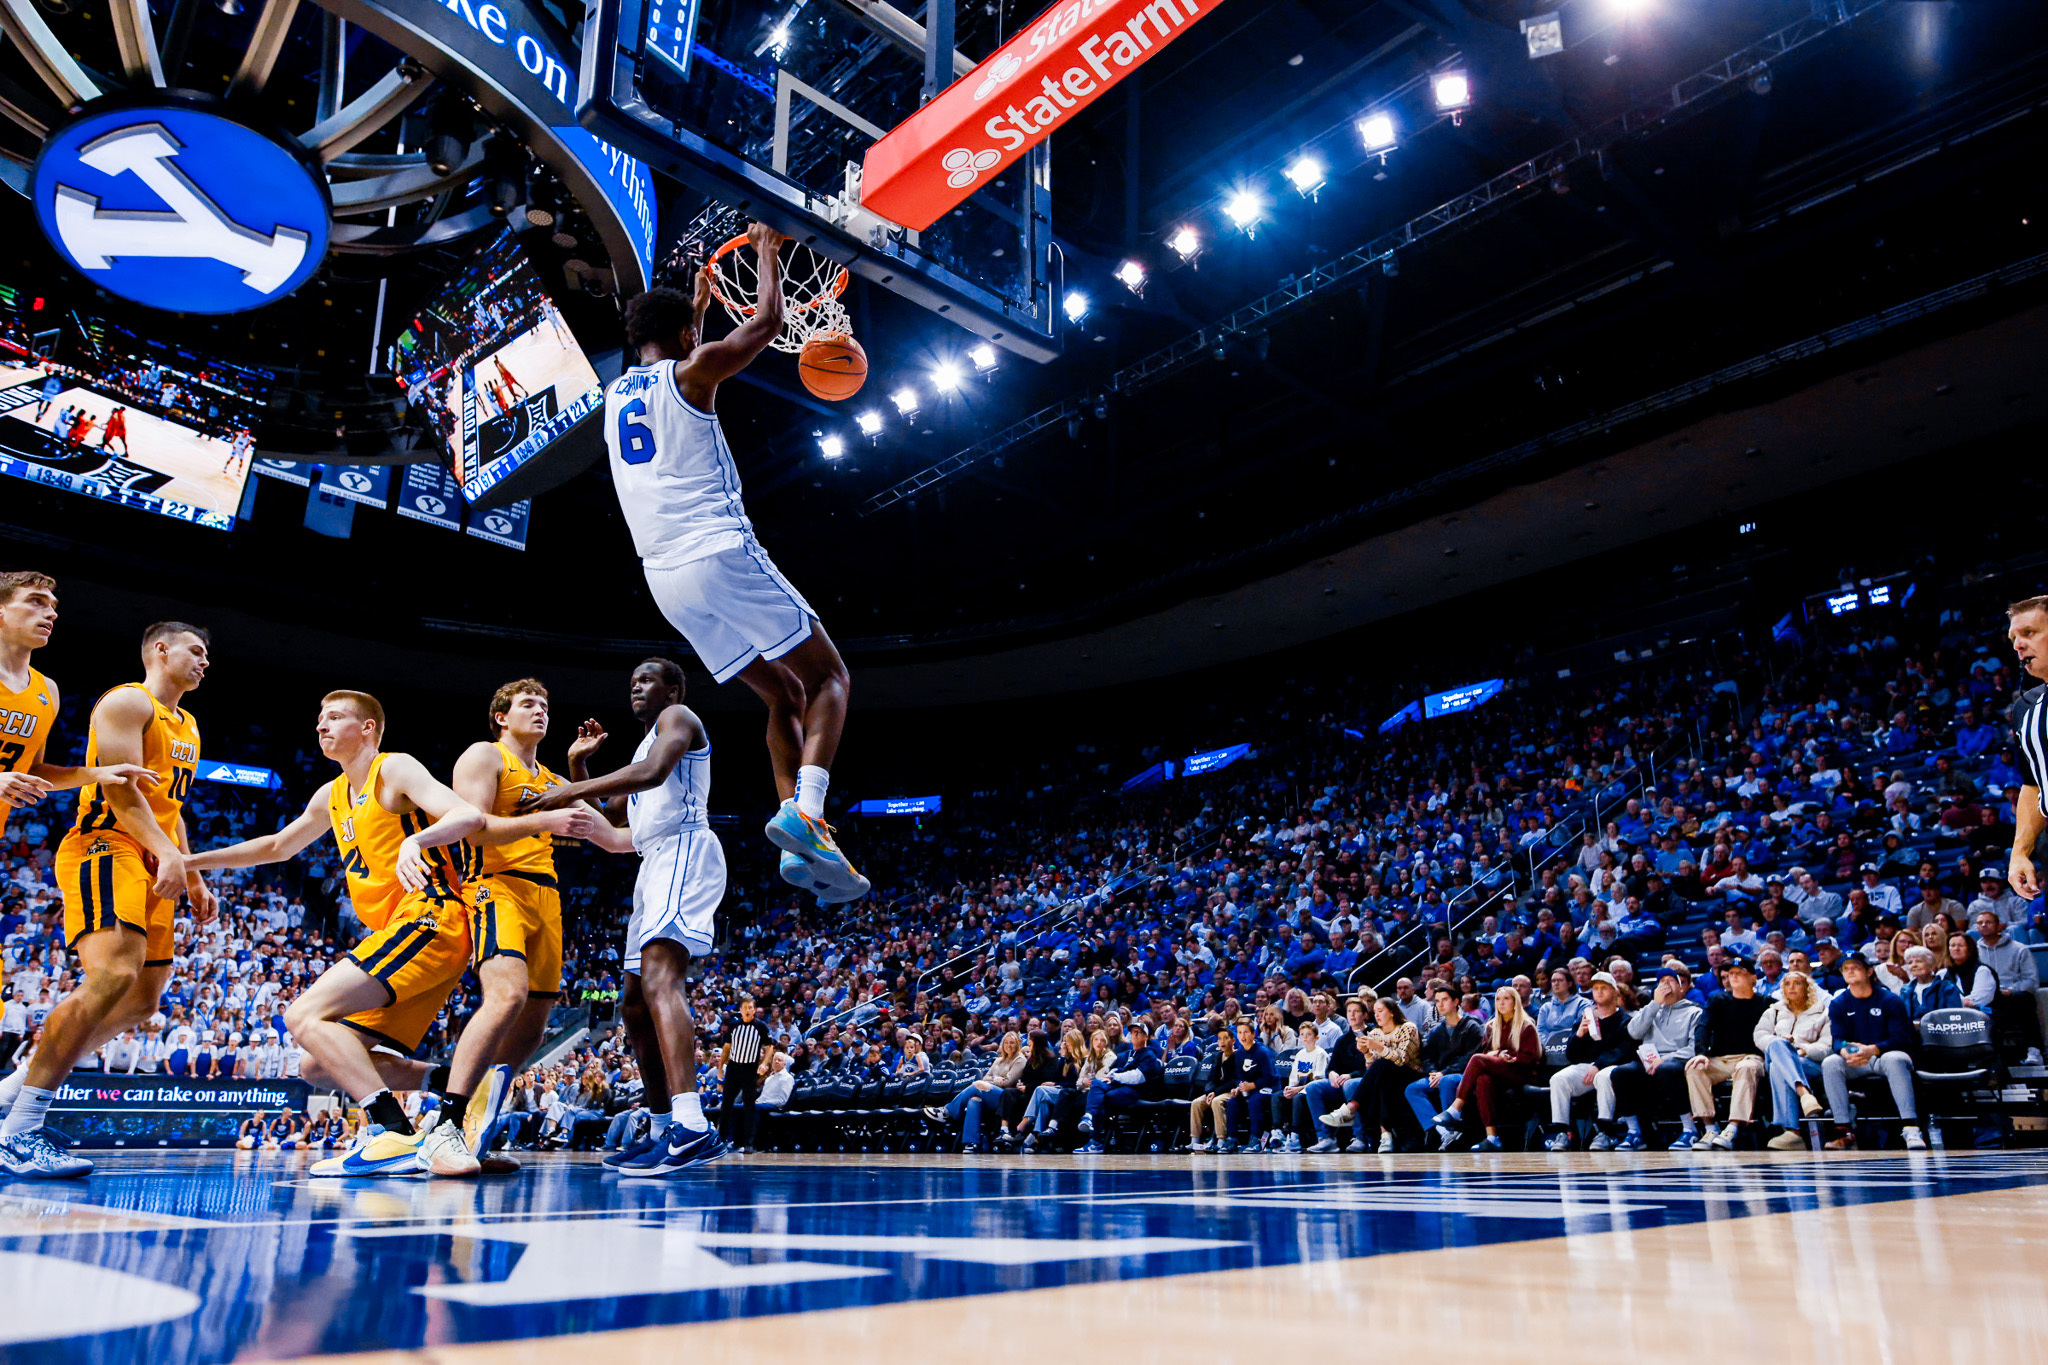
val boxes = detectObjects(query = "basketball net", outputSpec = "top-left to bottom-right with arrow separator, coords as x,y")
706,235 -> 853,355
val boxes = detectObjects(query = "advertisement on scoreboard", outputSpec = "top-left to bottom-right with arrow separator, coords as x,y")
390,231 -> 602,502
0,285 -> 265,529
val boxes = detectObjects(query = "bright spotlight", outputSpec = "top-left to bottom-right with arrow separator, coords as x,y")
1222,188 -> 1263,234
855,410 -> 883,437
969,342 -> 999,372
1115,259 -> 1147,293
819,434 -> 845,459
1357,111 -> 1397,152
1284,156 -> 1325,197
1611,0 -> 1650,14
1063,290 -> 1090,323
890,386 -> 920,416
1433,69 -> 1471,112
769,23 -> 791,49
1168,225 -> 1201,260
932,362 -> 963,394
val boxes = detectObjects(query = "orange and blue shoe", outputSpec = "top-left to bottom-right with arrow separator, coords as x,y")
765,799 -> 870,904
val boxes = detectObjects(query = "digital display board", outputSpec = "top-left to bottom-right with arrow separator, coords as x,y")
1378,700 -> 1423,734
0,287 -> 266,529
1422,679 -> 1505,718
389,231 -> 602,502
198,762 -> 282,790
50,1072 -> 309,1147
851,796 -> 944,815
1182,743 -> 1250,778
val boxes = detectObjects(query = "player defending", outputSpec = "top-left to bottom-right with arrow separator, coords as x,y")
447,678 -> 635,1170
604,222 -> 867,905
521,658 -> 728,1174
187,692 -> 533,1177
0,621 -> 209,1179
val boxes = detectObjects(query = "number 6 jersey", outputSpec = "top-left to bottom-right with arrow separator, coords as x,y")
603,359 -> 756,570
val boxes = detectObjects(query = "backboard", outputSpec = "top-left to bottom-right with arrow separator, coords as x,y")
578,0 -> 1060,361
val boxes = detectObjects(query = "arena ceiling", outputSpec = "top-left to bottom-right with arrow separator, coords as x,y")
1,0 -> 2045,702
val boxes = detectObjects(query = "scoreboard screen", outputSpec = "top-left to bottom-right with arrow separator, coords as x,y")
389,231 -> 603,502
0,287 -> 267,530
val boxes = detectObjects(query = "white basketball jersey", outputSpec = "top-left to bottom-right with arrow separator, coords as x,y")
627,721 -> 712,848
604,360 -> 753,569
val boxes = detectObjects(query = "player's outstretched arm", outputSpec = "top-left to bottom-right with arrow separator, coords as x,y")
17,677 -> 159,797
188,788 -> 331,871
682,223 -> 787,388
578,800 -> 636,854
454,741 -> 596,847
519,705 -> 701,811
379,752 -> 486,890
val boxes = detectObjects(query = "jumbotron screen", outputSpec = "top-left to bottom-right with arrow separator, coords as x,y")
0,286 -> 266,530
389,231 -> 602,502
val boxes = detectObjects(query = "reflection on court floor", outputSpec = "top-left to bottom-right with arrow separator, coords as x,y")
3,1150 -> 2046,1363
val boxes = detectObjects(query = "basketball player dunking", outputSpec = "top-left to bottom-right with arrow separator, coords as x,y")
600,222 -> 867,905
522,658 -> 730,1174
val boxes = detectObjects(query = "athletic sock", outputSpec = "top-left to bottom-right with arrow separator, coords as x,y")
437,1091 -> 469,1129
0,1067 -> 26,1118
1679,1115 -> 1698,1135
796,766 -> 830,821
0,1085 -> 55,1139
650,1111 -> 672,1138
365,1089 -> 413,1135
1624,1116 -> 1642,1136
426,1065 -> 452,1094
673,1093 -> 706,1132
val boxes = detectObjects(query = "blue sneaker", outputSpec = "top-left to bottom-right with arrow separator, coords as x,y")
463,1064 -> 512,1159
1431,1108 -> 1464,1130
764,800 -> 870,905
1472,1136 -> 1504,1153
1076,1140 -> 1104,1155
1616,1132 -> 1646,1152
0,1128 -> 93,1179
619,1124 -> 727,1177
604,1131 -> 666,1169
1666,1131 -> 1699,1152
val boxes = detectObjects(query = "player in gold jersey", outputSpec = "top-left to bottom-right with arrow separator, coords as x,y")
0,570 -> 159,835
186,690 -> 565,1176
448,678 -> 634,1170
0,619 -> 211,1178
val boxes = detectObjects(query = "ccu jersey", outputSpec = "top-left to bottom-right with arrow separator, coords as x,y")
625,723 -> 711,849
73,683 -> 198,844
603,360 -> 754,569
56,683 -> 199,962
471,742 -> 566,996
328,752 -> 476,1052
0,666 -> 56,777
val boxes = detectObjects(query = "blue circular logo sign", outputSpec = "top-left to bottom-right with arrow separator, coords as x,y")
32,99 -> 331,315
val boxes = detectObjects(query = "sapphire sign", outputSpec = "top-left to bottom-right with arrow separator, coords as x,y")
33,100 -> 331,315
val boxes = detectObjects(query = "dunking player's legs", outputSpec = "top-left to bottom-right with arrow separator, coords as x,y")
736,622 -> 849,802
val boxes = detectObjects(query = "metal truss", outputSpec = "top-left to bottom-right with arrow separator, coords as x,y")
859,0 -> 1892,518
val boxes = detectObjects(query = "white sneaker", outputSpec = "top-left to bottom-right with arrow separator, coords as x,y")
1708,1124 -> 1738,1150
420,1115 -> 481,1177
1902,1126 -> 1928,1151
2026,1049 -> 2045,1067
1693,1124 -> 1719,1150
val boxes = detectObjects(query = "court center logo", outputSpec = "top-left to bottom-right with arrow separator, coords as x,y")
942,147 -> 1002,189
973,53 -> 1024,100
33,98 -> 331,315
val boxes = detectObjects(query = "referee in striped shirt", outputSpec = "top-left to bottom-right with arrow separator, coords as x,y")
2005,596 -> 2048,901
718,996 -> 772,1152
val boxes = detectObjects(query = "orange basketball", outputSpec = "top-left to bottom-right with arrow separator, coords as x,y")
799,332 -> 868,401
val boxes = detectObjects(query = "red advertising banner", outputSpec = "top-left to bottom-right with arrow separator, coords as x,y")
860,0 -> 1231,232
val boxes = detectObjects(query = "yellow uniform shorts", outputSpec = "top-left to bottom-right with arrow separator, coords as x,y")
472,871 -> 563,997
56,829 -> 176,964
343,891 -> 472,1053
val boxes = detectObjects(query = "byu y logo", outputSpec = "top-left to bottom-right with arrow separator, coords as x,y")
34,99 -> 331,314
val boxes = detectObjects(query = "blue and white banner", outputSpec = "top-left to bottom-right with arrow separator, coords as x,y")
252,457 -> 313,486
851,796 -> 943,816
315,463 -> 393,509
465,497 -> 531,550
1181,743 -> 1250,778
395,463 -> 464,530
198,761 -> 282,790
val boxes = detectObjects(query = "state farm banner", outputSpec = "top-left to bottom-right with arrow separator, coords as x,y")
861,0 -> 1229,230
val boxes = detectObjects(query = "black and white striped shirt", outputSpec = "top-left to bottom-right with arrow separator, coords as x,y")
724,1020 -> 768,1070
2012,685 -> 2048,816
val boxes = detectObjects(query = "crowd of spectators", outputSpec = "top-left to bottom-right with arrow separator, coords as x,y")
6,573 -> 2047,1158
